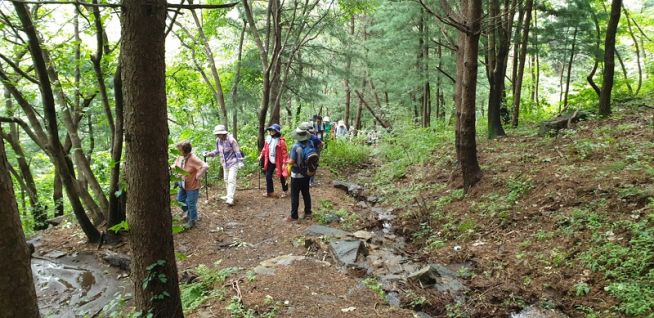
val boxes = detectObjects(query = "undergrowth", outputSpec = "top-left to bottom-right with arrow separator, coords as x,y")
320,140 -> 370,174
180,261 -> 239,313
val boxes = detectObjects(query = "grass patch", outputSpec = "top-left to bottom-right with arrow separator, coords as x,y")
579,210 -> 654,316
313,199 -> 359,230
320,140 -> 369,174
180,261 -> 239,313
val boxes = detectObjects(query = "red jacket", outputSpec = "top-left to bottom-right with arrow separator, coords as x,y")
261,136 -> 289,177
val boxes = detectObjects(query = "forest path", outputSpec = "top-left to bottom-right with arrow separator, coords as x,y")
175,170 -> 417,317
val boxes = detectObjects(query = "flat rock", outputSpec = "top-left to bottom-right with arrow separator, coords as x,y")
333,181 -> 364,199
356,201 -> 368,208
329,240 -> 367,266
46,216 -> 66,226
101,251 -> 131,272
351,230 -> 374,241
44,250 -> 66,259
511,306 -> 569,318
253,254 -> 330,276
407,264 -> 468,301
304,224 -> 350,238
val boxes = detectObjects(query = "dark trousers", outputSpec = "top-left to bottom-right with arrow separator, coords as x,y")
290,177 -> 311,219
265,162 -> 288,194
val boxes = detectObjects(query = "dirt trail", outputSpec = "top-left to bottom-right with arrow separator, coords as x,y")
172,171 -> 416,317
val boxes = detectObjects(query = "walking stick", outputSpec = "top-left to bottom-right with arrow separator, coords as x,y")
203,155 -> 209,203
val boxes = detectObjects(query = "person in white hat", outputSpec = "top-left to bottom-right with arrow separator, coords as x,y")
335,120 -> 348,140
204,125 -> 243,206
286,127 -> 314,221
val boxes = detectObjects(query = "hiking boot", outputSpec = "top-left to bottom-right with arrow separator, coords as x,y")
220,195 -> 228,201
183,221 -> 195,230
226,199 -> 234,206
286,216 -> 298,222
303,213 -> 312,220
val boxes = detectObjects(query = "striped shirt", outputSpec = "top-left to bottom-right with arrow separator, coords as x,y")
207,135 -> 243,169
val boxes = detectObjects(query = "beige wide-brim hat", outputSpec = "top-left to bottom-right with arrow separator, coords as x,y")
213,124 -> 228,135
292,127 -> 310,141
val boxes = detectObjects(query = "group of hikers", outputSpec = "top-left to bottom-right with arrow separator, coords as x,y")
172,115 -> 335,229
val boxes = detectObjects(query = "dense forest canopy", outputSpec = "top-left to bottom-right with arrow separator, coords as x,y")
1,0 -> 654,316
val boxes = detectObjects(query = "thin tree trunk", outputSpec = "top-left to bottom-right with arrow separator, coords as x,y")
13,2 -> 100,242
355,90 -> 391,129
190,3 -> 229,128
588,9 -> 602,97
344,15 -> 354,129
533,5 -> 540,105
108,65 -> 125,228
623,8 -> 641,95
53,165 -> 64,217
562,27 -> 578,112
615,49 -> 633,94
231,20 -> 247,140
0,137 -> 39,318
599,0 -> 623,116
511,0 -> 532,127
121,0 -> 183,314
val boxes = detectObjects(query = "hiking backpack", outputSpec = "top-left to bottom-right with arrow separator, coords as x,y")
298,141 -> 319,176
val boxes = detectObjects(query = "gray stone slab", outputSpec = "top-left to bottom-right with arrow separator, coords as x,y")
329,240 -> 365,266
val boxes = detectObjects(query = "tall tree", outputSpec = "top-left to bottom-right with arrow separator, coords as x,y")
510,0 -> 533,127
121,0 -> 183,315
599,0 -> 622,116
486,0 -> 517,138
0,125 -> 40,318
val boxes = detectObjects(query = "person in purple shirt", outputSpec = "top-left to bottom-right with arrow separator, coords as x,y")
203,125 -> 243,206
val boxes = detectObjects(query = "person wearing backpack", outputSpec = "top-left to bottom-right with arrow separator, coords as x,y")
286,127 -> 319,221
259,124 -> 289,198
203,125 -> 244,206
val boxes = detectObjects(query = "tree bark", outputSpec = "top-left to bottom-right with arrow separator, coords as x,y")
13,1 -> 100,242
231,20 -> 247,140
623,8 -> 641,95
487,0 -> 516,138
511,0 -> 533,127
599,0 -> 622,116
615,49 -> 632,94
587,9 -> 602,97
121,0 -> 183,315
0,137 -> 39,318
456,0 -> 483,190
344,15 -> 354,129
108,65 -> 125,227
562,27 -> 578,112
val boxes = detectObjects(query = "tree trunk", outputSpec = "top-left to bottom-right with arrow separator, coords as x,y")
231,20 -> 247,140
623,8 -> 641,95
511,0 -> 533,127
0,138 -> 39,318
344,16 -> 355,129
354,80 -> 365,132
615,49 -> 632,94
456,0 -> 483,190
53,165 -> 64,217
562,27 -> 578,112
108,65 -> 125,228
487,0 -> 515,139
13,1 -> 100,242
587,9 -> 602,97
121,0 -> 183,315
599,0 -> 623,117
533,6 -> 540,105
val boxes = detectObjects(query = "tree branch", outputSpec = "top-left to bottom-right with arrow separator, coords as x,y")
6,0 -> 238,9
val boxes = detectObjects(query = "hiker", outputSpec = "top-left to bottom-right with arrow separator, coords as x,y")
172,141 -> 208,229
300,122 -> 324,187
313,115 -> 325,140
323,116 -> 333,149
335,120 -> 348,140
286,126 -> 318,221
203,125 -> 243,206
259,124 -> 289,198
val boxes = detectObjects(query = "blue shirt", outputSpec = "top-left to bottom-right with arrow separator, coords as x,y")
290,141 -> 310,178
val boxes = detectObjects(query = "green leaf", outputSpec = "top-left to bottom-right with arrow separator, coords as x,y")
109,220 -> 129,233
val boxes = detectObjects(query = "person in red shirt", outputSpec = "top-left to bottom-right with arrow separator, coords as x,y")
173,141 -> 208,229
259,124 -> 289,197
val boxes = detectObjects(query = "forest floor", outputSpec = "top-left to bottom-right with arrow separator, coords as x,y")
32,105 -> 654,318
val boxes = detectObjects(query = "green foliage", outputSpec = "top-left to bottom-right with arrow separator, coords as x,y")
225,295 -> 281,318
320,140 -> 369,174
361,276 -> 385,300
108,220 -> 129,233
180,261 -> 238,312
574,282 -> 591,297
313,199 -> 359,230
579,212 -> 654,315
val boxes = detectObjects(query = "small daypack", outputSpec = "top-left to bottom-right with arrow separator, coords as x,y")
297,141 -> 319,176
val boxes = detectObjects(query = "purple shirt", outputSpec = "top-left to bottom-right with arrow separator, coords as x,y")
207,135 -> 243,168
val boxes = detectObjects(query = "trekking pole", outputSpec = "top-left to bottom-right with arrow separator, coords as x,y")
203,155 -> 209,203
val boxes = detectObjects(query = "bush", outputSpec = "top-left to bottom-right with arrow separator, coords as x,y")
320,140 -> 369,174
